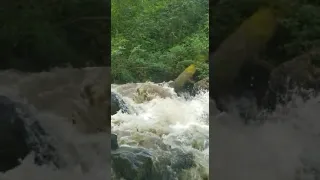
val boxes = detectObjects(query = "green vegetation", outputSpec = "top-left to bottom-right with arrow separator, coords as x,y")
0,0 -> 109,72
211,0 -> 320,66
111,0 -> 209,84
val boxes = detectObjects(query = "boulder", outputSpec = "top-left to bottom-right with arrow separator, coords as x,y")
111,144 -> 197,180
111,146 -> 153,180
262,47 -> 320,110
148,148 -> 197,180
169,149 -> 195,171
0,95 -> 58,172
0,96 -> 29,172
194,77 -> 209,91
210,7 -> 277,110
170,64 -> 196,93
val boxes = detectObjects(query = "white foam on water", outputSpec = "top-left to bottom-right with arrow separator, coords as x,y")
112,82 -> 209,179
210,94 -> 320,180
0,68 -> 110,180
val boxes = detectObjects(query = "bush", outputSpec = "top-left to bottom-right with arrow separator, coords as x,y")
111,0 -> 209,83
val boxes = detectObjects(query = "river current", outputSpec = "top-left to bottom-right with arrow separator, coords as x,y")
2,67 -> 317,180
111,82 -> 209,179
0,67 -> 110,180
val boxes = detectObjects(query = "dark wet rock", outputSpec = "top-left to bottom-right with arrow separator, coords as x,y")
156,148 -> 195,170
194,77 -> 209,92
111,146 -> 153,180
111,144 -> 197,180
111,133 -> 119,150
0,95 -> 58,172
26,121 -> 59,168
170,149 -> 195,171
152,148 -> 196,180
0,95 -> 30,172
111,92 -> 129,115
262,49 -> 320,111
211,61 -> 271,113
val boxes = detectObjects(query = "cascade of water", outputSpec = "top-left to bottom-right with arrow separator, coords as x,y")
111,82 -> 209,179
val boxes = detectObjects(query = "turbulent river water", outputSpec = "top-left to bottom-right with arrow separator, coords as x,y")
210,94 -> 320,180
0,67 -> 209,180
111,83 -> 209,179
2,67 -> 320,180
0,67 -> 110,180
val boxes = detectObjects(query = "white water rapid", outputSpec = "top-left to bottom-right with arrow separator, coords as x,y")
5,66 -> 318,180
0,67 -> 110,180
210,94 -> 320,180
111,82 -> 209,179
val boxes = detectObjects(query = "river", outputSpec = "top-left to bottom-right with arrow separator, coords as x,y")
3,66 -> 316,180
210,93 -> 320,180
0,67 -> 110,180
111,82 -> 209,179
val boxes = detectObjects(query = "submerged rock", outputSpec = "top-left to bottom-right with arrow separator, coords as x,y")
0,95 -> 58,172
111,146 -> 153,180
133,83 -> 173,104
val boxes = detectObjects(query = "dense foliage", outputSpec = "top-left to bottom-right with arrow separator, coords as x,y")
211,0 -> 320,66
111,0 -> 209,83
0,0 -> 109,72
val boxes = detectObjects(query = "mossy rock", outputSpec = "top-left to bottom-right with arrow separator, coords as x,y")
170,64 -> 197,93
211,7 -> 278,99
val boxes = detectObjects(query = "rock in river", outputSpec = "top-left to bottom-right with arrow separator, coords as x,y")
111,92 -> 129,115
111,133 -> 119,150
0,95 -> 58,172
111,146 -> 153,180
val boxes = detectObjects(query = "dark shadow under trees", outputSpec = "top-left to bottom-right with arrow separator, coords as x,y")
0,0 -> 110,72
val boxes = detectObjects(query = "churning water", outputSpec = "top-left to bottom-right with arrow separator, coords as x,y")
111,82 -> 209,179
4,66 -> 319,180
0,67 -> 110,180
210,94 -> 320,180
